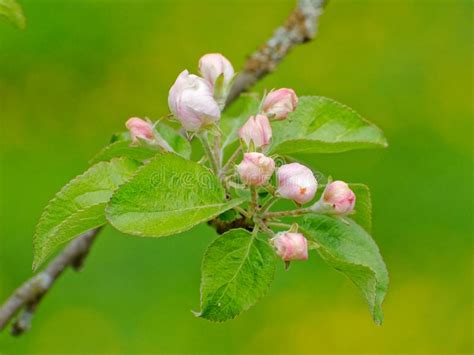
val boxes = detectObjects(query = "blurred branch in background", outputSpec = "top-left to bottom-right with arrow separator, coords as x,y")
0,228 -> 100,335
228,0 -> 328,102
0,0 -> 328,336
0,0 -> 26,29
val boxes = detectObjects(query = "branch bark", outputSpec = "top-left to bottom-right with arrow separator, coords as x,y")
0,0 -> 329,336
0,228 -> 100,335
227,0 -> 328,103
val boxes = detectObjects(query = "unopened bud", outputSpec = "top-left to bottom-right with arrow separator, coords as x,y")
271,232 -> 308,261
322,180 -> 356,215
262,88 -> 298,120
236,152 -> 275,186
276,163 -> 317,204
168,70 -> 221,131
126,117 -> 154,143
199,53 -> 234,89
238,114 -> 272,148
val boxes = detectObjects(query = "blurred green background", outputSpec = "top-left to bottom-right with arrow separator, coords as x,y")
0,0 -> 472,353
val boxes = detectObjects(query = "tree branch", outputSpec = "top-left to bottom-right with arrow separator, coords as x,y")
0,0 -> 329,336
0,227 -> 100,335
227,0 -> 328,103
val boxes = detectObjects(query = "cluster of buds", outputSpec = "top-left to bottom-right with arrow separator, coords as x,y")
237,88 -> 298,149
233,89 -> 312,265
124,53 -> 357,268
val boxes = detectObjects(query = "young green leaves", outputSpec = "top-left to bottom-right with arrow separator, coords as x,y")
106,153 -> 243,238
197,229 -> 276,322
33,158 -> 140,269
270,96 -> 388,155
301,215 -> 388,325
29,51 -> 390,327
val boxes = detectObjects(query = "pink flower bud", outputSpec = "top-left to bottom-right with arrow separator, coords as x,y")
236,152 -> 275,186
125,117 -> 154,143
199,53 -> 234,88
323,181 -> 356,215
168,70 -> 221,131
277,163 -> 317,204
271,232 -> 308,261
262,88 -> 298,120
238,114 -> 272,148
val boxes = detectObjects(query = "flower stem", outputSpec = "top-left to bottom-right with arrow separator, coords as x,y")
219,146 -> 242,179
267,222 -> 292,229
249,186 -> 259,216
234,206 -> 250,219
263,208 -> 311,219
256,219 -> 275,237
198,134 -> 219,175
260,196 -> 279,214
214,133 -> 222,168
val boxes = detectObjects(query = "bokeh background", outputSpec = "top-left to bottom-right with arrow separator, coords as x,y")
0,0 -> 472,353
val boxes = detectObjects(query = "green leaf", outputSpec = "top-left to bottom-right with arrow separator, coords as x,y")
91,125 -> 190,164
33,158 -> 140,269
221,94 -> 261,148
90,140 -> 161,165
0,0 -> 25,29
270,96 -> 388,155
197,229 -> 276,322
155,123 -> 192,159
348,183 -> 372,232
301,215 -> 388,325
106,153 -> 244,237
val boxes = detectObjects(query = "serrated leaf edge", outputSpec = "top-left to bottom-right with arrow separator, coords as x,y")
300,221 -> 388,325
32,202 -> 107,270
197,229 -> 276,322
271,95 -> 388,154
32,158 -> 140,269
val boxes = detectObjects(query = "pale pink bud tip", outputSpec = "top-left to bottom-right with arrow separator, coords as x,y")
199,53 -> 234,88
271,232 -> 308,261
125,117 -> 154,142
168,70 -> 221,132
323,180 -> 356,215
263,88 -> 298,120
238,114 -> 272,148
236,152 -> 275,186
277,163 -> 317,204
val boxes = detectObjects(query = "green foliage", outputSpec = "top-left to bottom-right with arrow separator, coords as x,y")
91,125 -> 191,164
0,0 -> 25,29
301,215 -> 388,325
348,183 -> 372,232
270,96 -> 388,155
90,140 -> 161,164
106,153 -> 244,237
197,229 -> 276,322
33,158 -> 140,269
155,123 -> 192,158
